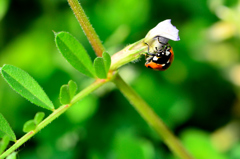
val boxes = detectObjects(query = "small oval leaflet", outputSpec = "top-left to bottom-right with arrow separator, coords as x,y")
68,80 -> 77,99
94,52 -> 111,79
34,112 -> 45,125
59,80 -> 78,104
60,85 -> 71,104
94,57 -> 107,79
23,120 -> 36,133
103,52 -> 111,72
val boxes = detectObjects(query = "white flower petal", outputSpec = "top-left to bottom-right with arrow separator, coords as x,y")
145,19 -> 180,41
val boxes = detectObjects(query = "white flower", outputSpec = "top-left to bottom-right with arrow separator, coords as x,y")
145,19 -> 180,41
143,19 -> 180,52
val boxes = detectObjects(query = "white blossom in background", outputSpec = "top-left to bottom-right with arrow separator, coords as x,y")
143,19 -> 180,52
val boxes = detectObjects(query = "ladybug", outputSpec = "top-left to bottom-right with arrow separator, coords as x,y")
145,43 -> 174,71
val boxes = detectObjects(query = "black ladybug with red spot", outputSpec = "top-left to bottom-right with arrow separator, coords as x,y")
145,41 -> 174,71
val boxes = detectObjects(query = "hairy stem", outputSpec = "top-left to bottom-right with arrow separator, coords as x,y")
0,80 -> 107,159
110,39 -> 148,70
113,74 -> 193,159
67,0 -> 105,57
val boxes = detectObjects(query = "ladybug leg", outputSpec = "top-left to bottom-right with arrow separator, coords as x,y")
145,52 -> 154,66
145,58 -> 152,65
148,52 -> 156,56
144,42 -> 150,54
145,52 -> 149,58
162,43 -> 171,53
163,46 -> 167,52
163,43 -> 169,50
144,42 -> 156,56
145,56 -> 153,65
155,46 -> 161,52
166,46 -> 171,52
146,56 -> 153,61
166,43 -> 171,50
145,51 -> 154,60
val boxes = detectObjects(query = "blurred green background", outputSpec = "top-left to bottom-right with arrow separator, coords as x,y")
1,0 -> 240,158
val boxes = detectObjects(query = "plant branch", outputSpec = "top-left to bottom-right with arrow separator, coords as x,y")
0,79 -> 107,159
110,39 -> 148,70
113,74 -> 193,159
67,0 -> 105,57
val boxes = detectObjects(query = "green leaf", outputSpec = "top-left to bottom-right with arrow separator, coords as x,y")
93,52 -> 111,79
102,52 -> 111,72
6,152 -> 17,159
0,130 -> 5,138
0,135 -> 10,154
34,112 -> 45,125
59,85 -> 70,105
94,57 -> 107,79
59,80 -> 77,104
1,65 -> 54,111
0,114 -> 16,141
23,120 -> 36,133
55,32 -> 95,78
68,80 -> 77,99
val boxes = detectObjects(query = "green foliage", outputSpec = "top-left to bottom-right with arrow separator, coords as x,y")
102,52 -> 111,72
23,112 -> 46,133
60,85 -> 70,104
6,152 -> 17,159
94,58 -> 107,79
1,65 -> 54,111
55,32 -> 96,78
59,80 -> 77,104
34,112 -> 45,125
94,52 -> 111,79
1,0 -> 240,158
0,114 -> 16,142
23,120 -> 36,133
68,80 -> 77,99
0,136 -> 10,154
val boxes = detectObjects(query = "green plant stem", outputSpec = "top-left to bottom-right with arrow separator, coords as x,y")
0,80 -> 107,159
71,79 -> 106,105
110,39 -> 148,70
113,74 -> 193,159
67,0 -> 105,57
